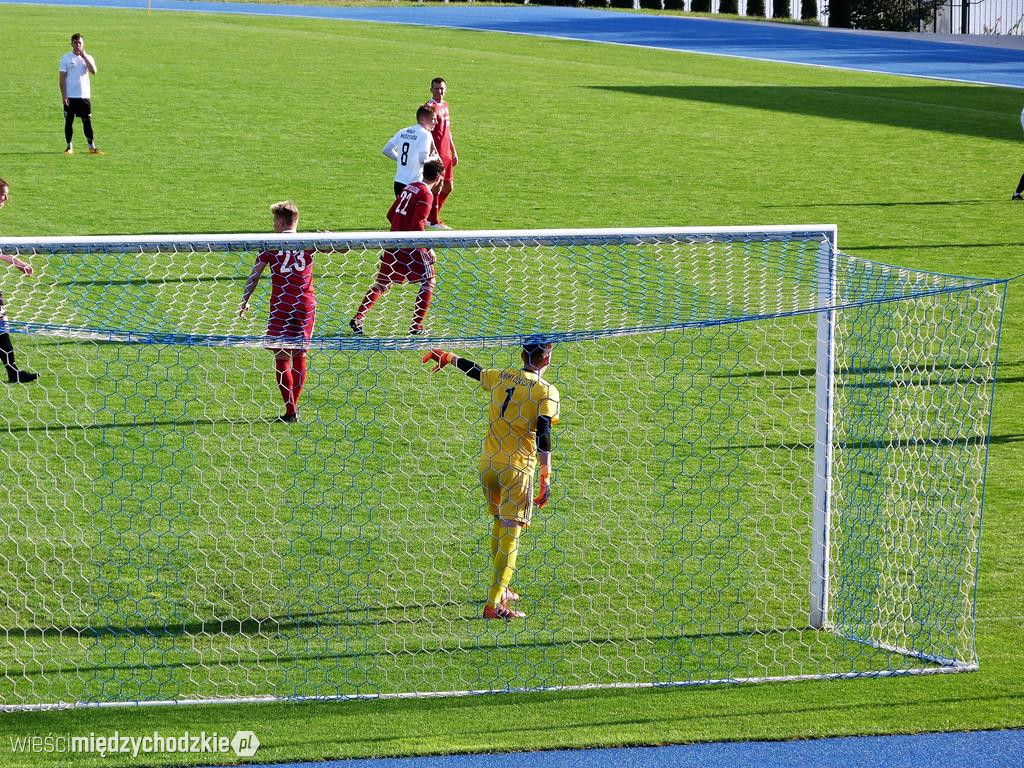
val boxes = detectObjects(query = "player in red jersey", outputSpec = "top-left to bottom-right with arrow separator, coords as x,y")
351,159 -> 444,336
425,77 -> 458,229
239,201 -> 315,423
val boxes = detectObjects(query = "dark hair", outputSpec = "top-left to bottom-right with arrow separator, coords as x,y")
422,159 -> 445,182
431,77 -> 446,86
416,105 -> 434,123
0,178 -> 7,189
71,33 -> 83,43
522,343 -> 553,363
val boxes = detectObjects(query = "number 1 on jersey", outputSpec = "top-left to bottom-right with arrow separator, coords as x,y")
500,387 -> 515,418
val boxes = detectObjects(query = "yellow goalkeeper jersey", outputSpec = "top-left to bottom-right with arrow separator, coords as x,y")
479,368 -> 560,470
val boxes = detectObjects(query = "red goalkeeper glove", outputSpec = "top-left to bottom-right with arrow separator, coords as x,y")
533,465 -> 551,508
422,349 -> 456,373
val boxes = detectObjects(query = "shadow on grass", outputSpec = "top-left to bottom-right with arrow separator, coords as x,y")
718,360 -> 1020,381
56,275 -> 245,288
586,85 -> 1022,141
4,416 -> 266,433
763,200 -> 993,208
18,624 -> 811,678
2,599 -> 472,643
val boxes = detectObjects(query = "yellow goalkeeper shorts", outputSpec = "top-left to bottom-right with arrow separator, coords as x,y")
479,460 -> 535,527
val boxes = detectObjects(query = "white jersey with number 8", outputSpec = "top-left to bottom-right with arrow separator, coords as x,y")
383,124 -> 437,185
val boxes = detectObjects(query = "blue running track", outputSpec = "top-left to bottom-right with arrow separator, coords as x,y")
3,0 -> 1024,88
199,729 -> 1024,768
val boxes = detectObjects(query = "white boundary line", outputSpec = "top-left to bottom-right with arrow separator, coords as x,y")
1,1 -> 1021,90
2,663 -> 976,711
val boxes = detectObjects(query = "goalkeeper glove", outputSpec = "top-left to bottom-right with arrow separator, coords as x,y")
533,465 -> 551,508
422,349 -> 456,373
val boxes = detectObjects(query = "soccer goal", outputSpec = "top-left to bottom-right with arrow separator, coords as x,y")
0,226 -> 1007,710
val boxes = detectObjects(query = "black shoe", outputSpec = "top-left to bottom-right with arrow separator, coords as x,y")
1013,193 -> 1023,201
7,370 -> 38,384
409,328 -> 428,336
276,412 -> 299,423
349,318 -> 364,335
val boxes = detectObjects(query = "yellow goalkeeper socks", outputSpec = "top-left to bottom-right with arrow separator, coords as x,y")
486,522 -> 522,608
490,517 -> 502,559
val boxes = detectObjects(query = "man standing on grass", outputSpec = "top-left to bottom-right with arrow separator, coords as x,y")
351,159 -> 444,336
425,77 -> 458,230
59,33 -> 102,155
0,179 -> 39,384
239,201 -> 315,423
421,343 -> 559,621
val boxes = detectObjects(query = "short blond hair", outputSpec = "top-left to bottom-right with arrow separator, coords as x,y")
271,200 -> 299,225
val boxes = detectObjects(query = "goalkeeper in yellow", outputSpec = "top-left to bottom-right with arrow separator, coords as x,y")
423,343 -> 559,620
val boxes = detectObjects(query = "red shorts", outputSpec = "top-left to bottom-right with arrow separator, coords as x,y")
266,303 -> 316,347
377,248 -> 435,285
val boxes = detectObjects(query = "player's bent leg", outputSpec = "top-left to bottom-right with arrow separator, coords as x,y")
0,332 -> 38,384
483,520 -> 525,620
352,281 -> 391,331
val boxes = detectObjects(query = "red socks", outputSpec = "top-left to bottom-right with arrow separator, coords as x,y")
431,186 -> 451,225
274,357 -> 295,415
290,353 -> 307,410
354,285 -> 386,324
412,283 -> 434,332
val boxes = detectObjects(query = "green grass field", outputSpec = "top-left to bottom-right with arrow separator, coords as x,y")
0,3 -> 1022,767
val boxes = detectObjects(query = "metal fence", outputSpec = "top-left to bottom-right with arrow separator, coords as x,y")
920,0 -> 1024,35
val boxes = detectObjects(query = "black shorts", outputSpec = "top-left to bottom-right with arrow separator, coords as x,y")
394,181 -> 405,199
64,98 -> 91,119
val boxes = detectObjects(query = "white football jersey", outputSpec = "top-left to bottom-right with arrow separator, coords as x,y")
383,125 -> 436,185
59,52 -> 95,99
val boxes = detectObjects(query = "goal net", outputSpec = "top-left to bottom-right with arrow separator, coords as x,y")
0,226 -> 1007,709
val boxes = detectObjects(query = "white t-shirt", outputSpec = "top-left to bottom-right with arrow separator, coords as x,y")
59,52 -> 95,99
383,125 -> 436,185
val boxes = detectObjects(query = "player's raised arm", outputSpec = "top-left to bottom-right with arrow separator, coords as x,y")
421,349 -> 481,381
0,252 -> 34,276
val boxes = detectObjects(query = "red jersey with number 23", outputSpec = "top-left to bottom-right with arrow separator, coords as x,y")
257,248 -> 316,338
